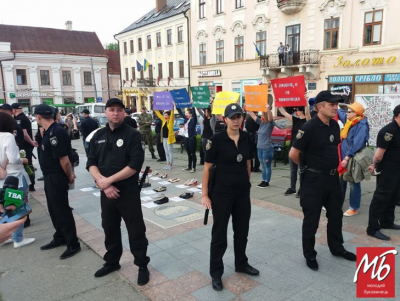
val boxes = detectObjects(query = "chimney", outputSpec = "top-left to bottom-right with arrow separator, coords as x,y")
155,0 -> 167,12
65,21 -> 72,31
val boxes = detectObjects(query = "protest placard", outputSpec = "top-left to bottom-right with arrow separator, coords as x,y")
212,91 -> 240,114
244,85 -> 269,112
169,88 -> 192,108
271,75 -> 306,107
190,86 -> 211,108
153,91 -> 173,111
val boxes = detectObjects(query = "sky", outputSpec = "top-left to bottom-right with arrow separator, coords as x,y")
1,0 -> 155,46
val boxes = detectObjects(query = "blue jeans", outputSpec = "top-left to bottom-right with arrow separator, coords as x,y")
340,177 -> 361,210
83,140 -> 89,156
12,177 -> 28,243
257,147 -> 273,182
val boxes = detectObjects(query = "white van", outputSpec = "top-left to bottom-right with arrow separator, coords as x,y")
76,103 -> 106,117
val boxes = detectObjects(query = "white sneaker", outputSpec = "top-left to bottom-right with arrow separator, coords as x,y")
190,168 -> 196,173
198,183 -> 202,189
1,238 -> 13,245
14,238 -> 35,249
322,206 -> 326,211
163,165 -> 169,170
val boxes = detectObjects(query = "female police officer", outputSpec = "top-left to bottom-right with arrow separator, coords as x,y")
202,103 -> 259,291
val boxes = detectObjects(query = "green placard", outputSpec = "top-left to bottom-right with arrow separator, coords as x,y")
0,99 -> 4,104
87,97 -> 95,103
43,98 -> 53,105
190,86 -> 211,108
9,93 -> 15,99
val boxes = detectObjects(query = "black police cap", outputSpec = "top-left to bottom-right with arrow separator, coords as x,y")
394,105 -> 400,117
0,104 -> 12,111
34,104 -> 53,116
315,90 -> 344,104
224,103 -> 244,119
82,109 -> 90,114
11,103 -> 22,109
106,98 -> 125,108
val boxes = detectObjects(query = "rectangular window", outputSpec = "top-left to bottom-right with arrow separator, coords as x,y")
138,38 -> 142,51
16,69 -> 27,85
169,62 -> 173,78
179,61 -> 184,78
147,35 -> 151,50
324,18 -> 339,50
199,0 -> 205,19
125,68 -> 129,81
149,64 -> 153,79
84,71 -> 92,85
236,0 -> 244,9
364,10 -> 383,46
235,36 -> 244,61
216,0 -> 223,14
156,32 -> 161,47
62,71 -> 72,85
177,26 -> 183,43
132,67 -> 136,80
167,29 -> 172,45
199,43 -> 207,65
158,63 -> 163,79
40,70 -> 50,85
123,41 -> 127,54
130,40 -> 134,53
256,31 -> 266,55
216,40 -> 224,63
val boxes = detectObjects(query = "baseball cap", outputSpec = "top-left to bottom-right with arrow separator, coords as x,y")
224,103 -> 243,119
34,104 -> 53,116
0,104 -> 12,111
11,103 -> 22,109
141,105 -> 147,109
82,109 -> 90,114
124,109 -> 131,114
393,105 -> 400,117
315,90 -> 344,104
105,98 -> 125,108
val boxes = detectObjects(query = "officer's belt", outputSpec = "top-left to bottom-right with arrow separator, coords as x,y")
307,167 -> 337,176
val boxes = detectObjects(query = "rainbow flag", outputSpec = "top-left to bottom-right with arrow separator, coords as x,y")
144,59 -> 150,71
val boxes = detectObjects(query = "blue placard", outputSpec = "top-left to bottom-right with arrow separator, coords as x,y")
355,74 -> 383,83
328,76 -> 353,84
384,73 -> 400,82
169,88 -> 191,108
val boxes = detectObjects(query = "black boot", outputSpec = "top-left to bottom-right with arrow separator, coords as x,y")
24,214 -> 31,228
151,153 -> 158,159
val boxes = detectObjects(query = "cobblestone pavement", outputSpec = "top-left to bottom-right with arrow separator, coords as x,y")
26,142 -> 400,300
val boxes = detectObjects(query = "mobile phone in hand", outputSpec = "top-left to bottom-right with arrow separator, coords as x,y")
0,203 -> 32,224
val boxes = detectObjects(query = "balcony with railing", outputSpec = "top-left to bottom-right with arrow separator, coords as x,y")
260,50 -> 319,68
137,78 -> 156,87
276,0 -> 307,14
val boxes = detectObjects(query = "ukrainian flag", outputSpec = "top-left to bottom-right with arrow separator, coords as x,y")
144,59 -> 150,71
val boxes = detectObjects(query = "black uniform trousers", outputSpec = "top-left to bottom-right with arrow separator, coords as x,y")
101,185 -> 150,267
248,133 -> 260,171
210,187 -> 251,278
300,171 -> 345,259
367,168 -> 400,233
156,133 -> 166,161
26,146 -> 35,186
44,173 -> 79,248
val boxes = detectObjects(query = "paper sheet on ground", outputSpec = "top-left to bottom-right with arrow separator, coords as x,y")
80,187 -> 95,192
93,192 -> 101,197
187,188 -> 201,192
175,184 -> 187,188
151,177 -> 161,181
142,190 -> 156,195
170,197 -> 185,202
142,203 -> 159,208
141,196 -> 153,202
158,181 -> 171,185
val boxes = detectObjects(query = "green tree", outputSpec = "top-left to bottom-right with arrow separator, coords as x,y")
104,43 -> 119,50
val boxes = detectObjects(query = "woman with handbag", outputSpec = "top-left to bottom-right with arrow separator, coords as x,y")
338,102 -> 370,216
0,112 -> 35,248
201,103 -> 259,291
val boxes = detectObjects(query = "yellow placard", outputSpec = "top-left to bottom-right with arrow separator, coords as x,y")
243,85 -> 269,112
212,91 -> 240,115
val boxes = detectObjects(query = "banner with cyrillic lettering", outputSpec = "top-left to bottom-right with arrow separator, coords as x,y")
212,91 -> 240,114
271,75 -> 306,107
244,85 -> 269,112
190,86 -> 211,108
153,91 -> 173,111
169,88 -> 191,108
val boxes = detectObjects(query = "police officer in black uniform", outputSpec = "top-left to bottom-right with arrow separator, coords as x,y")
87,98 -> 150,285
11,103 -> 37,191
289,91 -> 356,271
202,103 -> 259,291
244,114 -> 261,172
0,104 -> 24,149
123,109 -> 138,128
367,105 -> 400,241
35,104 -> 81,259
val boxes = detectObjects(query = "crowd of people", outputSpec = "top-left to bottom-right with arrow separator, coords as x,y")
1,89 -> 400,292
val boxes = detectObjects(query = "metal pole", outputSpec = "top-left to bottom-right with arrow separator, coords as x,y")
90,58 -> 98,100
